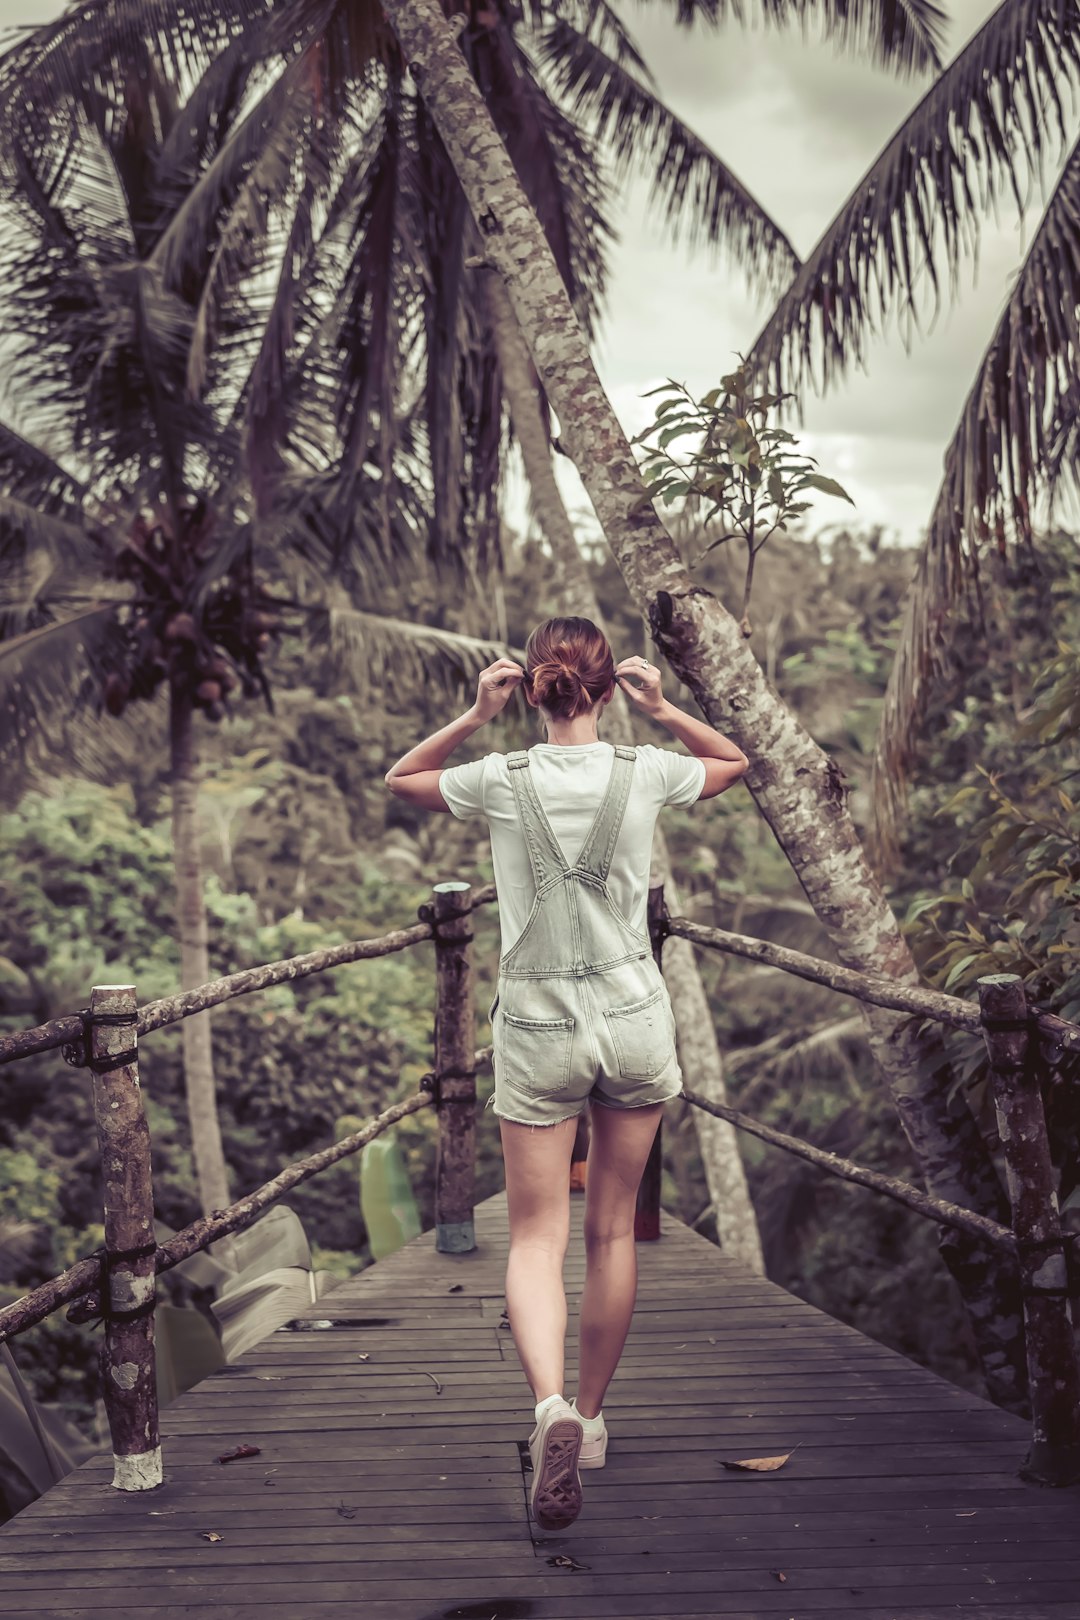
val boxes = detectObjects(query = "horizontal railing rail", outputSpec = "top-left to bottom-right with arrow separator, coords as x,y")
665,914 -> 1080,1055
0,883 -> 498,1067
681,1088 -> 1015,1251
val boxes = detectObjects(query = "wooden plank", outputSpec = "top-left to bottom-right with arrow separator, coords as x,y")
1,1501 -> 1068,1546
14,1605 -> 1080,1620
4,1526 -> 1079,1574
0,1567 -> 1078,1605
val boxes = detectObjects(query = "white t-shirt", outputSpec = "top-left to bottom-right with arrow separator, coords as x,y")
440,741 -> 705,956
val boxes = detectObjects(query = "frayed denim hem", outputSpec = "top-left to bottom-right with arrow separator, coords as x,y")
492,1105 -> 587,1129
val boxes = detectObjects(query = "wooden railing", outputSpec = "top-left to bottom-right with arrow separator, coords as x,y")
1,881 -> 1079,1493
660,899 -> 1080,1488
0,880 -> 488,1494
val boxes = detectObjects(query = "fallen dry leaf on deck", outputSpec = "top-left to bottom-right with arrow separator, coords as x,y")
547,1555 -> 590,1572
772,1571 -> 787,1582
216,1444 -> 261,1464
448,1284 -> 464,1293
720,1446 -> 800,1473
200,1532 -> 224,1543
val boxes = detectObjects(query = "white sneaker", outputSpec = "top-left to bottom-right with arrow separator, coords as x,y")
527,1397 -> 584,1531
571,1397 -> 608,1469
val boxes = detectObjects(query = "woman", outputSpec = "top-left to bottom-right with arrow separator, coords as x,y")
384,617 -> 748,1531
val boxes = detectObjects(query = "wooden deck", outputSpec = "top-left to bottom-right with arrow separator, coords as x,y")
1,1192 -> 1078,1618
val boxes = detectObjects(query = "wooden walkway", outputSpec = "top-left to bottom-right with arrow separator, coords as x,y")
2,1193 -> 1078,1618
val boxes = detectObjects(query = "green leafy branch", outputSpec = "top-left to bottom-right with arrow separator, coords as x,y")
633,364 -> 853,637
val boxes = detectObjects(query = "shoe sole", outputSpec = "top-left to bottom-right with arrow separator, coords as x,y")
530,1419 -> 583,1530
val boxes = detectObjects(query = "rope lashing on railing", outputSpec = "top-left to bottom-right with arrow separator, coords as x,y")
667,916 -> 1080,1054
0,1090 -> 435,1344
0,884 -> 499,1067
681,1088 -> 1016,1252
67,1240 -> 161,1331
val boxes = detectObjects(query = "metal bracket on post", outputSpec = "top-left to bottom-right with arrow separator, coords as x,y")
430,882 -> 478,1255
978,973 -> 1080,1486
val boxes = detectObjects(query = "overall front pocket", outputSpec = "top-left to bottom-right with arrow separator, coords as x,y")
501,1011 -> 575,1096
603,986 -> 673,1081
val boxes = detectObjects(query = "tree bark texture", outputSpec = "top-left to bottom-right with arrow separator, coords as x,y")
88,985 -> 161,1491
382,0 -> 1023,1401
429,881 -> 477,1253
978,976 -> 1080,1483
485,271 -> 764,1273
169,682 -> 232,1227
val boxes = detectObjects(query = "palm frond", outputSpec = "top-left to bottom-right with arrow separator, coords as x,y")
750,0 -> 1080,393
664,0 -> 946,75
303,600 -> 513,703
0,423 -> 89,512
0,0 -> 262,129
151,22 -> 329,304
0,102 -> 206,492
0,498 -> 118,638
870,135 -> 1080,856
1046,377 -> 1080,502
537,20 -> 799,291
526,71 -> 613,333
547,0 -> 653,74
0,606 -> 129,776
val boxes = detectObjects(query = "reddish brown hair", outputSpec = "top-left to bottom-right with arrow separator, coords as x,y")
524,617 -> 615,722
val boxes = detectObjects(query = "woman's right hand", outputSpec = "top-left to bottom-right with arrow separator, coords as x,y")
615,656 -> 667,719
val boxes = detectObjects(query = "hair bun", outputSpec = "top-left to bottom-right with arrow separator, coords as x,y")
523,617 -> 615,724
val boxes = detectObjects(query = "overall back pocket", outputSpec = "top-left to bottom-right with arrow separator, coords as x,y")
603,986 -> 673,1081
501,1011 -> 575,1096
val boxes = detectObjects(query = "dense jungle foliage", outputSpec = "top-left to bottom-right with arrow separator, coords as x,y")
3,521 -> 1080,1490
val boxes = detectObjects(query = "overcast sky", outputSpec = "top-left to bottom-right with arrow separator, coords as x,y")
1,0 -> 1064,550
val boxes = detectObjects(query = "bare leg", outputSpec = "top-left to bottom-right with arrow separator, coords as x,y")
576,1100 -> 665,1419
500,1115 -> 578,1403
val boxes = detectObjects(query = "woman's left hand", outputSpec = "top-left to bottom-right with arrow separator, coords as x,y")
472,658 -> 525,724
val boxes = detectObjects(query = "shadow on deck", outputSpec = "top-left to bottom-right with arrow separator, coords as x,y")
1,1192 -> 1078,1619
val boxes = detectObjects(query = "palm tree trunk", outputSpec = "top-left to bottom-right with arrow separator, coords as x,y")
169,680 -> 232,1222
484,270 -> 764,1274
383,0 -> 1026,1409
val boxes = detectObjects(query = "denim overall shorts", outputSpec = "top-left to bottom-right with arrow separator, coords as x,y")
488,743 -> 684,1127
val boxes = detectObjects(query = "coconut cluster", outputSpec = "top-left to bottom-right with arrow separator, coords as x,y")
100,500 -> 281,723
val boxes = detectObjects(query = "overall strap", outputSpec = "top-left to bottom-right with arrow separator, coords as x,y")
574,744 -> 637,882
506,750 -> 567,888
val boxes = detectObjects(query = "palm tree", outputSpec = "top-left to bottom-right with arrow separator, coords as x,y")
0,57 -> 509,1223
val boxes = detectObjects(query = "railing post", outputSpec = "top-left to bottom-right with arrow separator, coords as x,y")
430,882 -> 477,1254
978,973 -> 1080,1485
635,885 -> 669,1242
87,984 -> 162,1491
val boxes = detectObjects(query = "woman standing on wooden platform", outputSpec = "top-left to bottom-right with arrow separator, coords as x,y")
385,617 -> 748,1530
